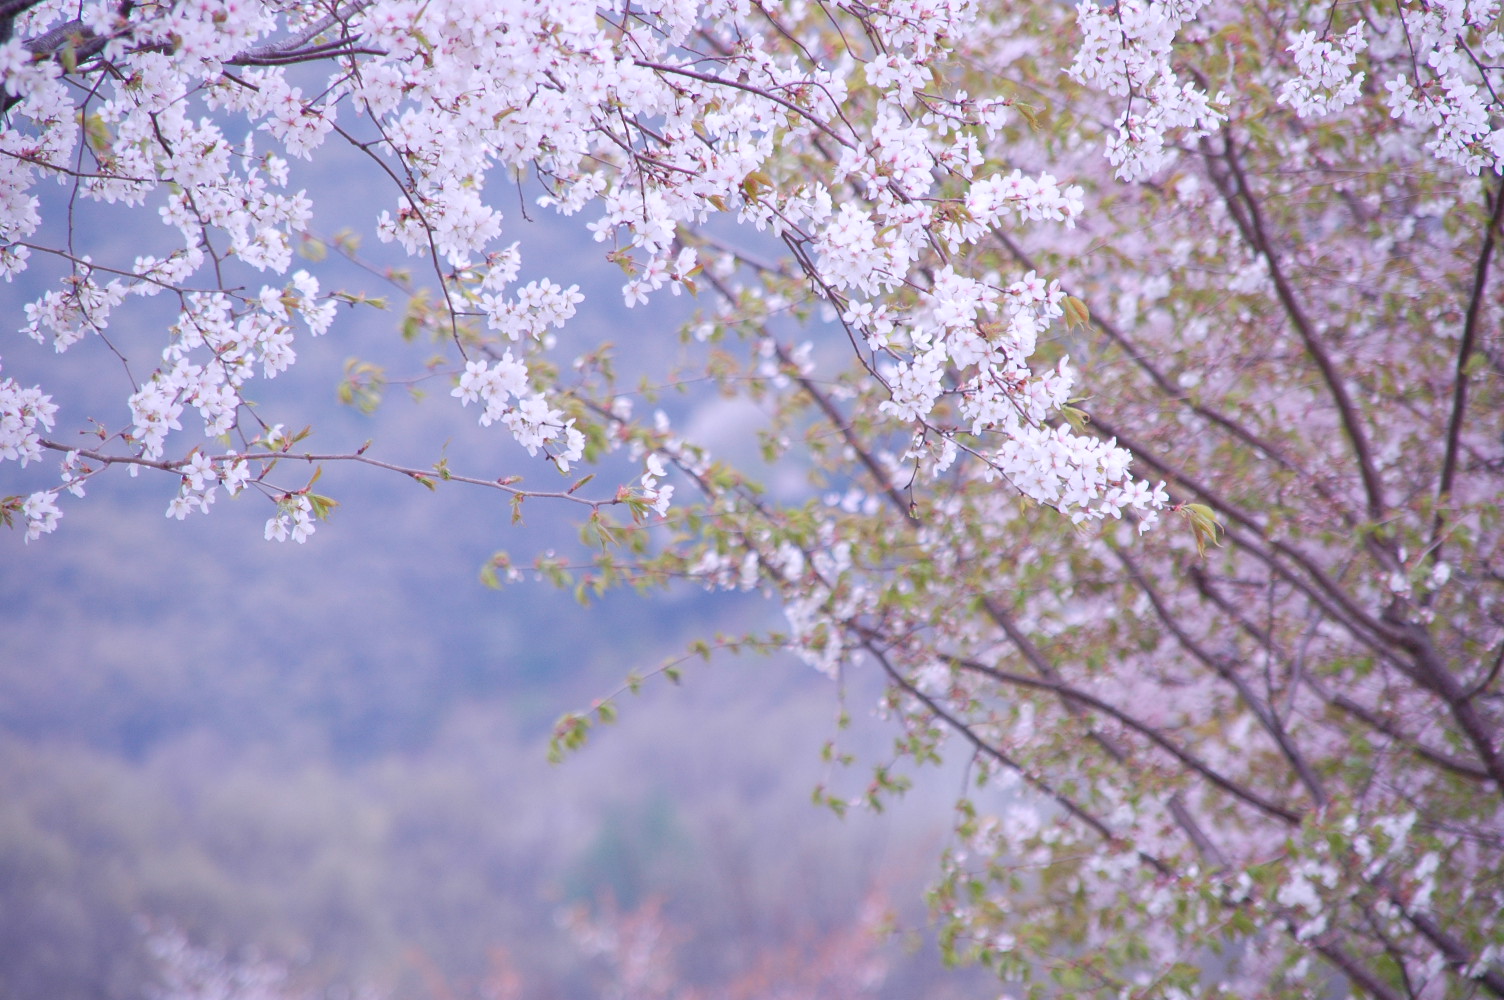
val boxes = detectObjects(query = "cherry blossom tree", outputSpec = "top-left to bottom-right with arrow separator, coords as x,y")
3,1 -> 1503,999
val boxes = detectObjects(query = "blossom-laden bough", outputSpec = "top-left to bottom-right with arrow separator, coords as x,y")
0,0 -> 1158,541
4,1 -> 1504,998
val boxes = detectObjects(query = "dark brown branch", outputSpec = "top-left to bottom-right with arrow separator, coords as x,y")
1323,693 -> 1491,782
227,0 -> 375,62
1310,938 -> 1408,1000
1397,627 -> 1504,791
773,344 -> 911,517
864,638 -> 1175,878
634,58 -> 854,148
227,42 -> 384,66
1113,549 -> 1327,810
1431,178 -> 1504,562
1091,414 -> 1411,660
0,0 -> 45,21
1373,876 -> 1504,998
936,641 -> 1303,824
1207,135 -> 1388,526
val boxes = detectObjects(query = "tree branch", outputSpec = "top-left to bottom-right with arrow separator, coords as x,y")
935,640 -> 1303,824
1431,177 -> 1504,562
863,637 -> 1175,878
39,440 -> 625,509
1205,134 -> 1388,526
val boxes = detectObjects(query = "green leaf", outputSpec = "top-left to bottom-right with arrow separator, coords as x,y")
306,494 -> 339,521
1059,404 -> 1091,433
82,113 -> 111,155
740,169 -> 772,198
1014,101 -> 1044,131
1062,294 -> 1090,330
548,712 -> 591,762
1182,502 -> 1224,559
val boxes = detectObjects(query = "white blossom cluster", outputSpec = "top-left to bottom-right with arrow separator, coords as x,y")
1,364 -> 60,540
0,365 -> 56,468
0,0 -> 1175,544
9,0 -> 1493,549
1071,0 -> 1504,179
1068,0 -> 1227,180
1379,0 -> 1504,175
1278,25 -> 1369,118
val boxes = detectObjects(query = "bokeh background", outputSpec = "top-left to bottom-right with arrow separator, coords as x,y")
0,164 -> 986,998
